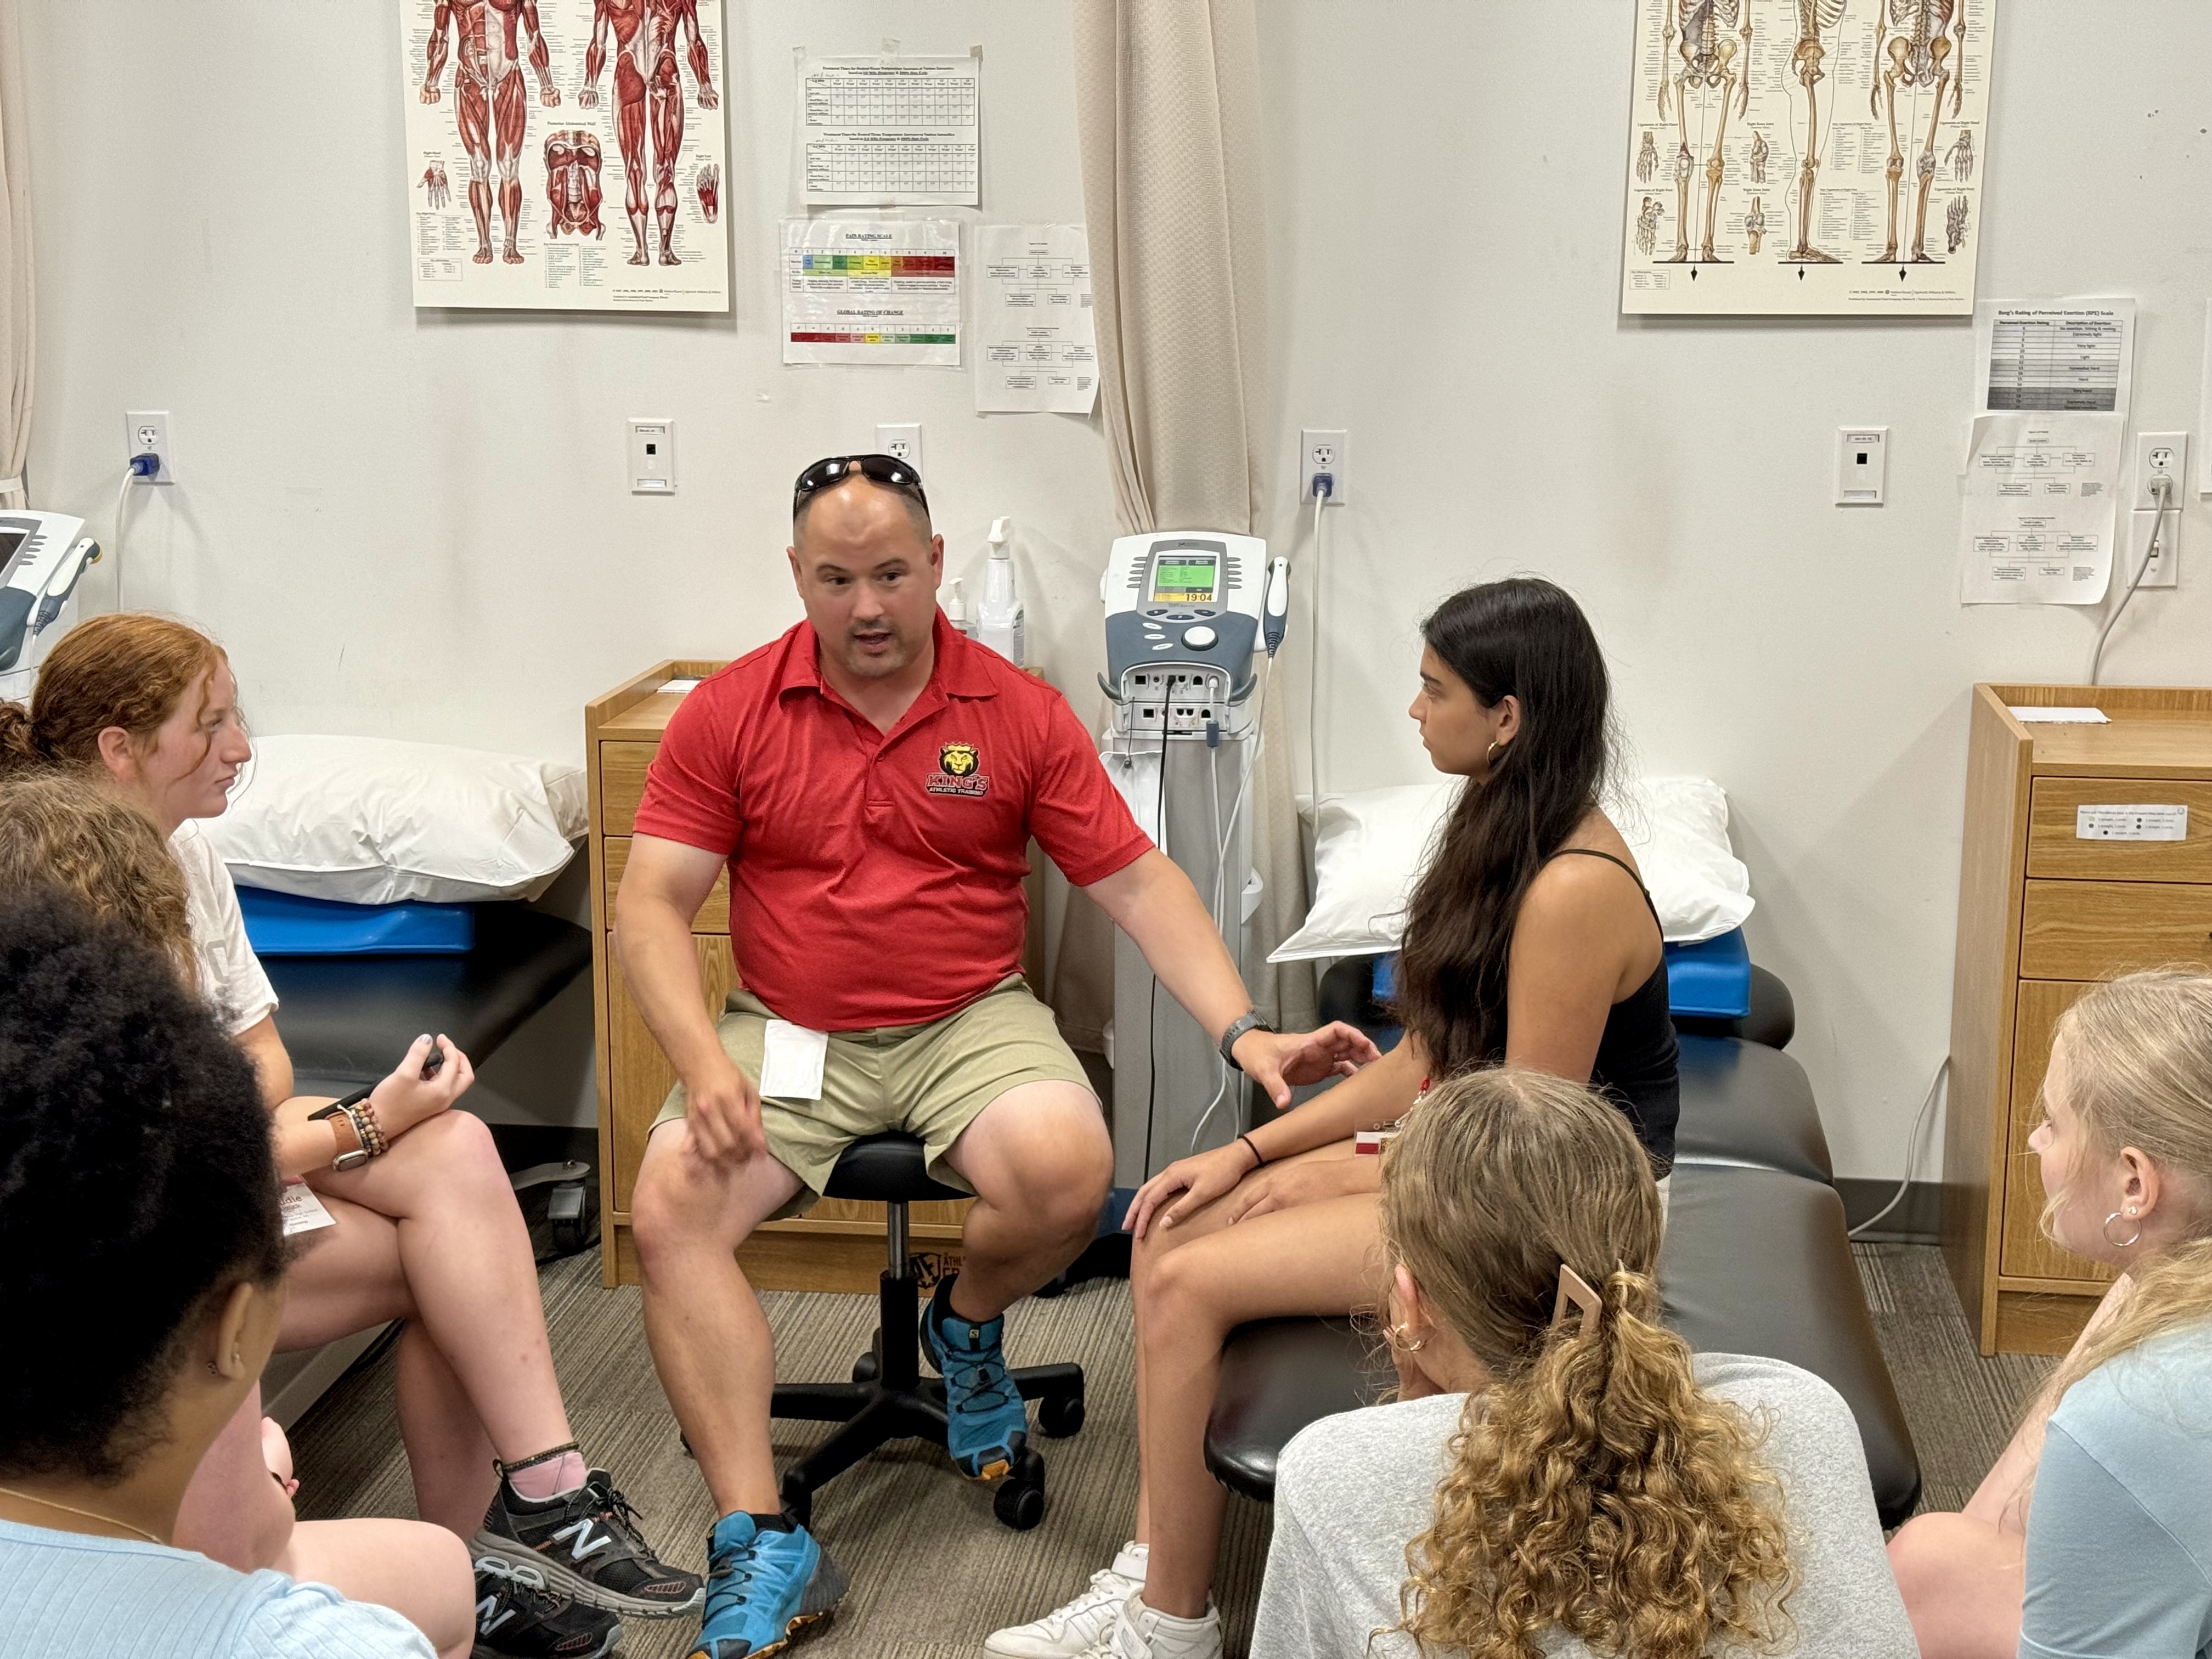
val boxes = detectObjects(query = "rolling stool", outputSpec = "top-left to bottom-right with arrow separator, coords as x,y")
766,1132 -> 1086,1531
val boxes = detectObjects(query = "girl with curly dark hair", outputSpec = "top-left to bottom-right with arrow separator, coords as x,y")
0,887 -> 445,1657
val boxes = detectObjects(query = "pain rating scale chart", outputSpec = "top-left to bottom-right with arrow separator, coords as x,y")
782,218 -> 962,366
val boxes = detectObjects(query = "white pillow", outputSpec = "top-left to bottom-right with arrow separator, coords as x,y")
205,735 -> 586,905
1267,775 -> 1752,962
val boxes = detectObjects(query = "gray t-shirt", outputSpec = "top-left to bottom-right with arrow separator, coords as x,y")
1254,1352 -> 1914,1659
2020,1324 -> 2212,1658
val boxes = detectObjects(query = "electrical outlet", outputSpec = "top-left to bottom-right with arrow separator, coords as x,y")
628,417 -> 676,494
125,410 -> 174,483
1300,428 -> 1348,504
2127,505 -> 2181,588
2133,430 -> 2188,511
876,424 -> 923,475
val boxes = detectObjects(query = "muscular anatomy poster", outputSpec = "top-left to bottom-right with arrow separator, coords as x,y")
399,0 -> 730,312
1620,0 -> 1996,317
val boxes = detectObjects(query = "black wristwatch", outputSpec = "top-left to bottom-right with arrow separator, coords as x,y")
1218,1010 -> 1275,1072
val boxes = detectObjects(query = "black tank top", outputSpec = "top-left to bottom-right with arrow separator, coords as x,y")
1522,848 -> 1680,1171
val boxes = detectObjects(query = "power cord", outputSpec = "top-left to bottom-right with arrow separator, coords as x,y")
114,454 -> 160,610
1847,1057 -> 1948,1239
1187,658 -> 1276,1156
1305,474 -> 1331,802
2089,473 -> 2176,686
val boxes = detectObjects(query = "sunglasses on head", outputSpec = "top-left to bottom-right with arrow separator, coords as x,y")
791,454 -> 929,518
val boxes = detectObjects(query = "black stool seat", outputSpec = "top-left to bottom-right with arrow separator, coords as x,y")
822,1132 -> 968,1204
763,1132 -> 1085,1532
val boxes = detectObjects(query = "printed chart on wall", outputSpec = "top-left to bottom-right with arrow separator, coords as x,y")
799,52 -> 981,207
398,0 -> 731,312
975,226 -> 1097,415
782,218 -> 960,366
1620,0 -> 1996,317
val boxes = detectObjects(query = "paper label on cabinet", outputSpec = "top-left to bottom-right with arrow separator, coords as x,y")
2076,804 -> 2188,842
760,1020 -> 828,1101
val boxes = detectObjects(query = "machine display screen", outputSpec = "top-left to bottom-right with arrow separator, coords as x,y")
1150,554 -> 1218,604
0,529 -> 24,569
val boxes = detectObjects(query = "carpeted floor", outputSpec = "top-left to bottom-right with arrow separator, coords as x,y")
290,1242 -> 2052,1658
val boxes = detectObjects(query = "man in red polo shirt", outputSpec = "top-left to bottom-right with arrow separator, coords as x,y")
617,455 -> 1374,1658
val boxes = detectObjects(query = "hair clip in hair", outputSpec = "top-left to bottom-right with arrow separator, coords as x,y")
1553,1263 -> 1602,1335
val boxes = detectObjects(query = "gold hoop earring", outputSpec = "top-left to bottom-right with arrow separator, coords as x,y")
1484,740 -> 1503,768
2102,1208 -> 2142,1249
1386,1322 -> 1428,1353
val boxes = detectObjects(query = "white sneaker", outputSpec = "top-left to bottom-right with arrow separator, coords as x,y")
1094,1591 -> 1221,1659
985,1544 -> 1149,1657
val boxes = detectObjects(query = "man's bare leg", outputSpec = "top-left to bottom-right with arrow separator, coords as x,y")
632,1121 -> 804,1516
939,1082 -> 1113,1321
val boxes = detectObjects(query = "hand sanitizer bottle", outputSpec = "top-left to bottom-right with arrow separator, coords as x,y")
976,517 -> 1025,667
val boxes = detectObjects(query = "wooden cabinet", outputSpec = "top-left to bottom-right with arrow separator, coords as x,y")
588,662 -> 972,1291
1945,684 -> 2212,1353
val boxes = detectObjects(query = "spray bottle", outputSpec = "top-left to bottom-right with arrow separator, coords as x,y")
976,516 -> 1025,667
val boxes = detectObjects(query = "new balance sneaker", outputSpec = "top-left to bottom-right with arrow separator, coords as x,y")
475,1467 -> 704,1618
986,1542 -> 1148,1657
919,1274 -> 1030,1481
470,1555 -> 622,1659
688,1510 -> 849,1659
1095,1593 -> 1222,1659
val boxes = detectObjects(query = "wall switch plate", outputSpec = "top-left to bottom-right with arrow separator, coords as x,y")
125,410 -> 174,483
2132,430 -> 2188,511
1300,427 -> 1348,504
2127,505 -> 2180,588
1835,426 -> 1887,505
628,417 -> 675,494
876,424 -> 923,474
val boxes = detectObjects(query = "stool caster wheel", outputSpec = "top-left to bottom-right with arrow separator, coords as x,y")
993,1448 -> 1046,1531
851,1334 -> 882,1383
1038,1392 -> 1085,1438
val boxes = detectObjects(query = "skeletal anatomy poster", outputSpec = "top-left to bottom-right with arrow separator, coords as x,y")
399,0 -> 730,312
975,225 -> 1098,415
782,218 -> 961,366
799,53 -> 981,207
1957,413 -> 2123,605
1620,0 -> 1996,317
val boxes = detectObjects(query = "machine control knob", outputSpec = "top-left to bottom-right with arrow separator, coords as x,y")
1182,625 -> 1218,648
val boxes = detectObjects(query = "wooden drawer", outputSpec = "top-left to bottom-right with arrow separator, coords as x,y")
597,741 -> 659,836
604,837 -> 730,933
2028,778 -> 2212,882
1999,980 -> 2114,1284
2019,879 -> 2212,980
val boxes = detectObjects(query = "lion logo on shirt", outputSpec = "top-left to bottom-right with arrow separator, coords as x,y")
928,742 -> 990,797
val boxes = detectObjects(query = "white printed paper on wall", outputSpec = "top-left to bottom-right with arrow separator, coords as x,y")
799,52 -> 981,207
975,225 -> 1098,415
782,218 -> 961,366
399,0 -> 731,312
1974,299 -> 2135,416
1957,412 -> 2123,606
1620,0 -> 1995,317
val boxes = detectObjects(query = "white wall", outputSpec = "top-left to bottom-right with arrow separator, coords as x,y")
22,2 -> 2212,1178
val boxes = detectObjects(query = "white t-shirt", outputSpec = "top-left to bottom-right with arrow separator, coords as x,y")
171,819 -> 279,1037
1255,1352 -> 1916,1659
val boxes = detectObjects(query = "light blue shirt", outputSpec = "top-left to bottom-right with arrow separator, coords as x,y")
0,1517 -> 433,1658
2021,1324 -> 2212,1659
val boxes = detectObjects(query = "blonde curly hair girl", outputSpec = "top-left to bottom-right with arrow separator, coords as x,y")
1379,1068 -> 1795,1659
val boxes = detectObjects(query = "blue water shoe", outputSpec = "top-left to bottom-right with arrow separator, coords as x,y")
921,1274 -> 1030,1481
686,1511 -> 846,1659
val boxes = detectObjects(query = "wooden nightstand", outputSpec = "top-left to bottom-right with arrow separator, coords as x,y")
1946,683 -> 2212,1353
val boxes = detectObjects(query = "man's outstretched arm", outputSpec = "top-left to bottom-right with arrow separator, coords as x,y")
1082,848 -> 1378,1108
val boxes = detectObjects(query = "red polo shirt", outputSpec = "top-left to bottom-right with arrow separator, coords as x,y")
633,614 -> 1153,1030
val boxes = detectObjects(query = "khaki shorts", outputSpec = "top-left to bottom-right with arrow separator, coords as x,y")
651,975 -> 1094,1218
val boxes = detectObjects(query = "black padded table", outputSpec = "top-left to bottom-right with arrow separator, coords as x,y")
262,905 -> 591,1087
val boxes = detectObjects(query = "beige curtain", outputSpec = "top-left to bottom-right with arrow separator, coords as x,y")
1054,0 -> 1316,1048
0,0 -> 31,511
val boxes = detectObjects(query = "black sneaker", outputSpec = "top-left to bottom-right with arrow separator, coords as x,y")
474,1468 -> 705,1618
470,1556 -> 622,1659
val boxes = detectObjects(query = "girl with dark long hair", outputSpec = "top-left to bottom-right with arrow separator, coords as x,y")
992,578 -> 1679,1659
